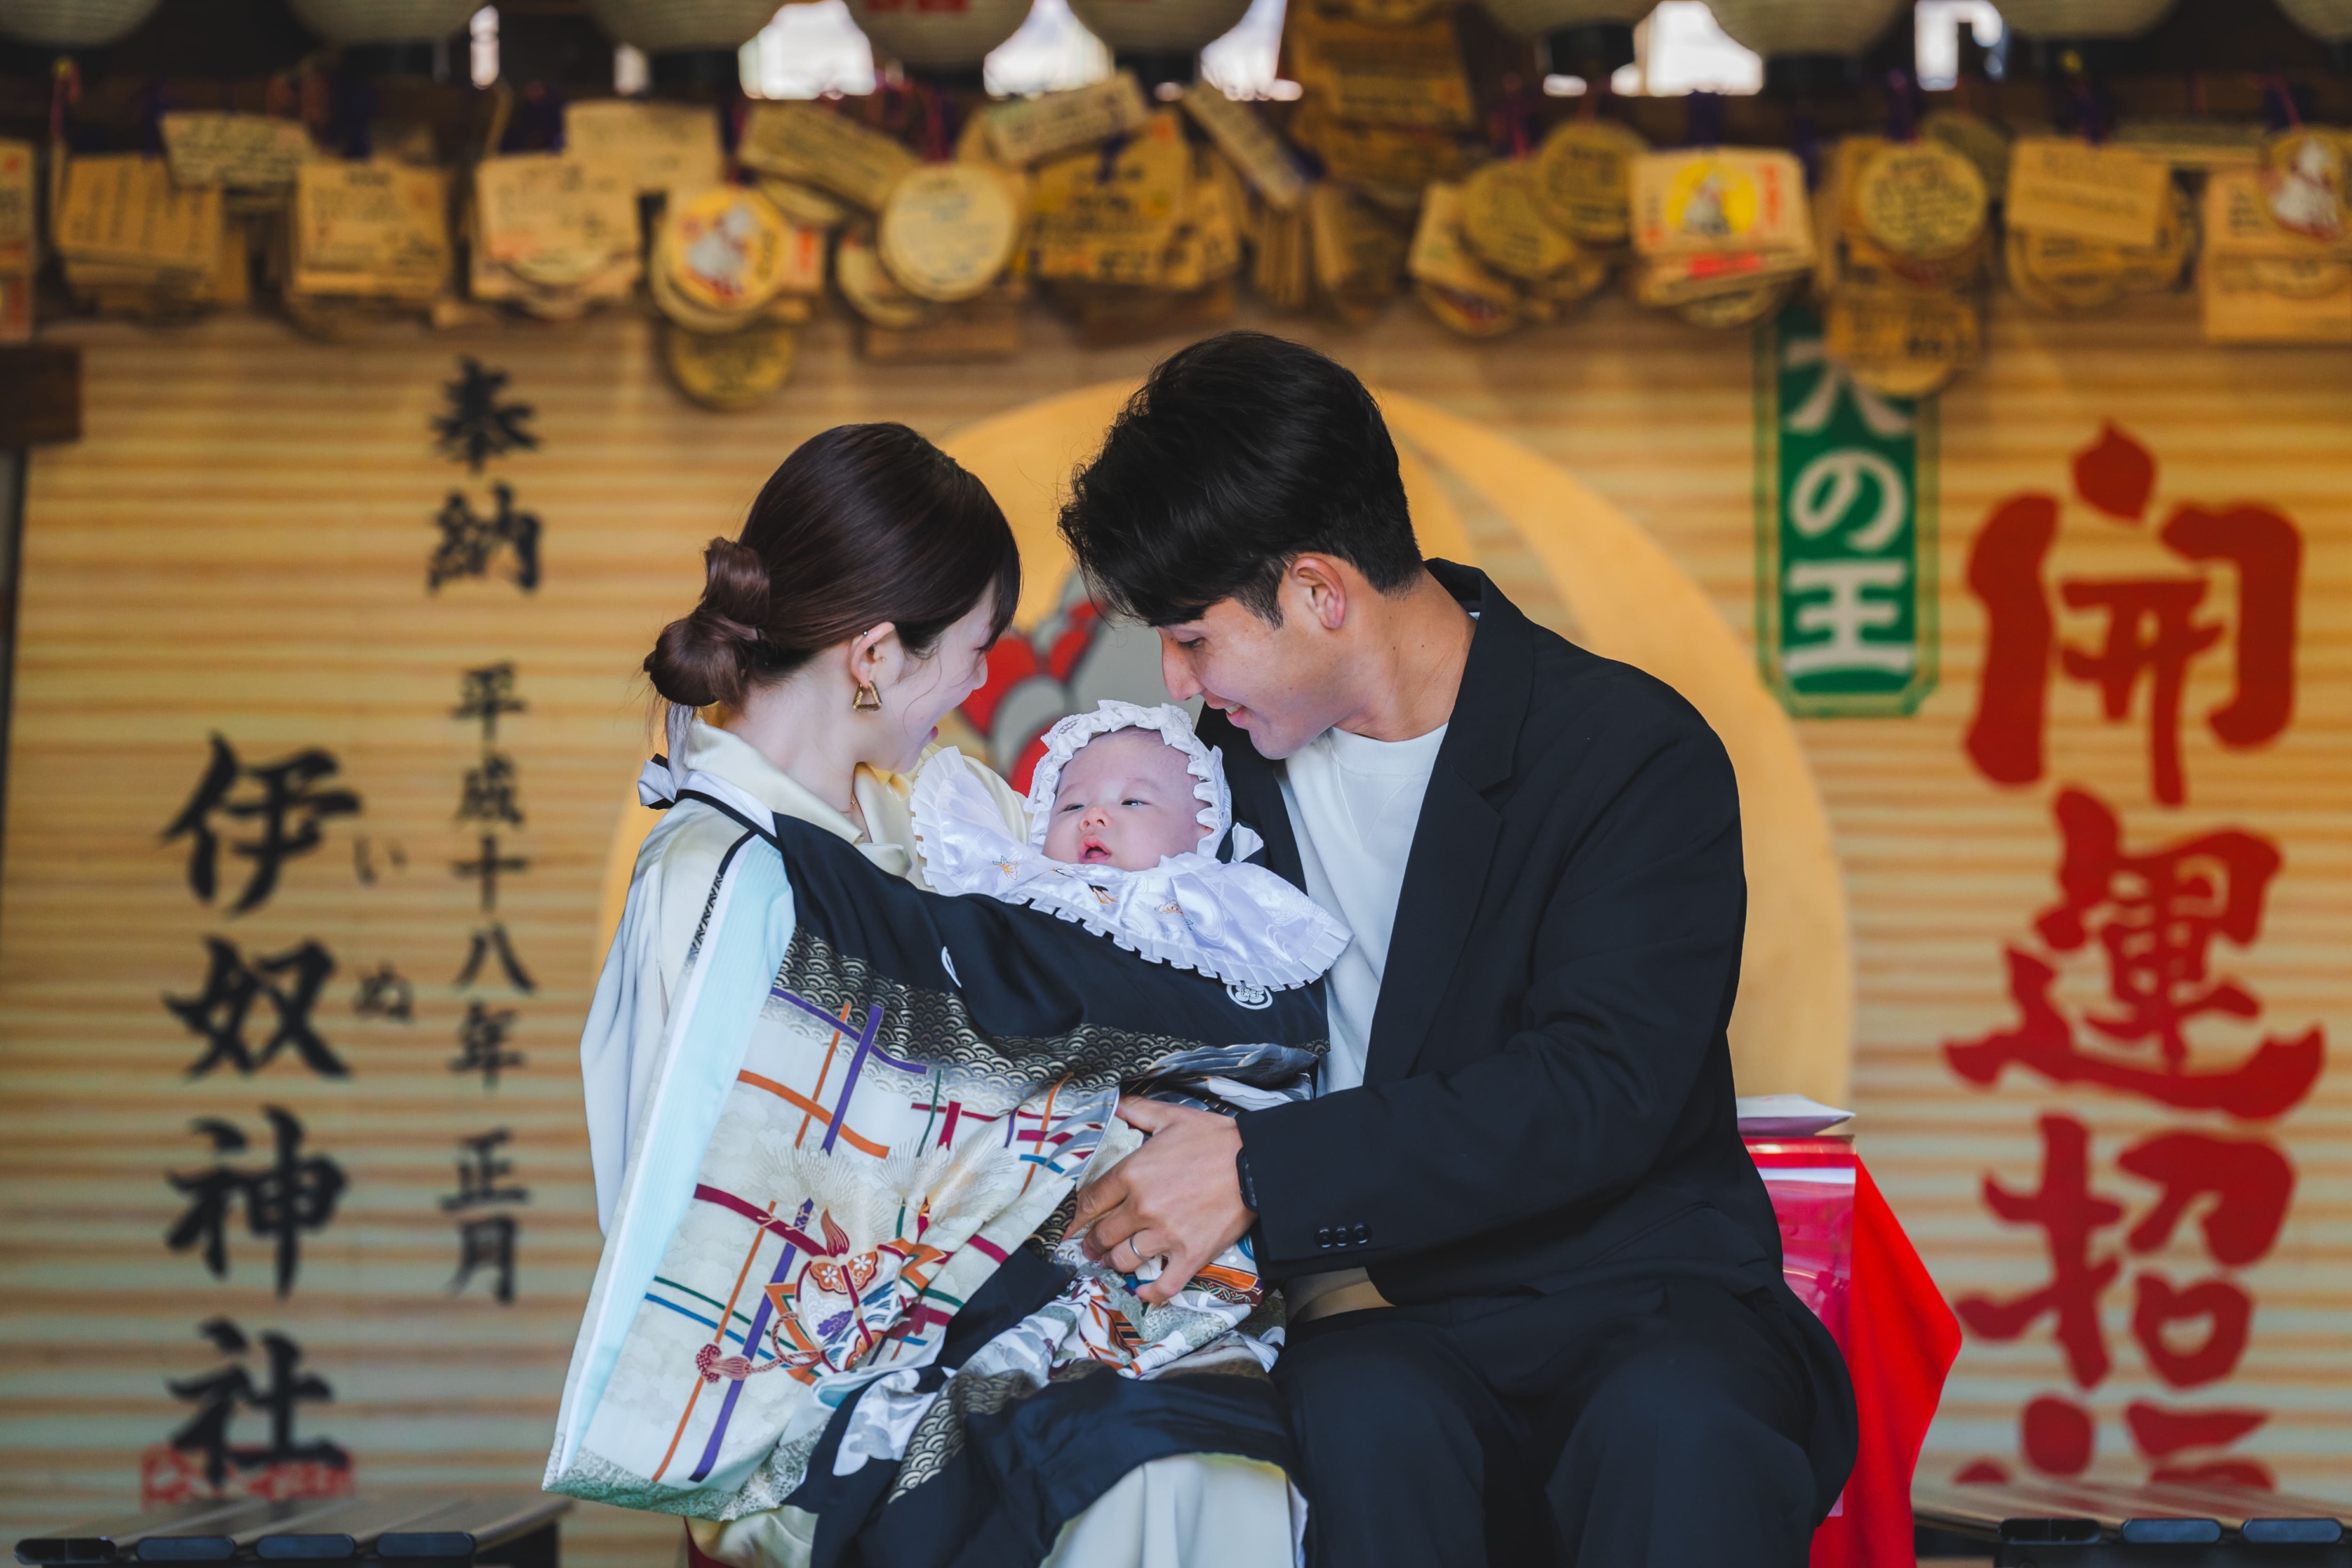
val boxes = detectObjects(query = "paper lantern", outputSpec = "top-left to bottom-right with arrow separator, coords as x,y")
1066,0 -> 1251,60
1701,0 -> 1907,56
0,0 -> 161,47
1989,0 -> 2176,38
844,0 -> 1030,73
2278,0 -> 2352,39
283,0 -> 481,44
583,0 -> 785,53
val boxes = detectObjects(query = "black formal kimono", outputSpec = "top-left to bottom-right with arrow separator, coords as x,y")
1218,561 -> 1858,1568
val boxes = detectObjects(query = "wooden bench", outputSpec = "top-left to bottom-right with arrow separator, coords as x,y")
1915,1477 -> 2349,1566
14,1494 -> 568,1566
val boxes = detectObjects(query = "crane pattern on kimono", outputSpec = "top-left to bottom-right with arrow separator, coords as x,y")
691,1208 -> 950,1384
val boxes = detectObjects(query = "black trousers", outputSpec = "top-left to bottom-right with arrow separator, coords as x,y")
1275,1278 -> 1823,1568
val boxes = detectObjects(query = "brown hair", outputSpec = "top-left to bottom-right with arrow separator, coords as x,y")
646,423 -> 1021,710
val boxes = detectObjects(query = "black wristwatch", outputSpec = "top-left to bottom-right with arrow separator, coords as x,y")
1235,1145 -> 1261,1213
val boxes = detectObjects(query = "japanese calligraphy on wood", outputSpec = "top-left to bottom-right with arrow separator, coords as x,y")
0,298 -> 2347,1561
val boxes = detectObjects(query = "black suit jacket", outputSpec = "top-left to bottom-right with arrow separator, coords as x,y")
1224,562 -> 1855,1505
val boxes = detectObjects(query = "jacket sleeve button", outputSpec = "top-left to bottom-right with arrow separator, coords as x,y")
1315,1227 -> 1331,1248
1352,1224 -> 1369,1245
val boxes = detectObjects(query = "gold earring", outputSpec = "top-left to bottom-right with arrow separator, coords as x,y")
852,681 -> 883,713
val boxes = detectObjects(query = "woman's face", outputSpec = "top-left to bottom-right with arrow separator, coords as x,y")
867,590 -> 1000,775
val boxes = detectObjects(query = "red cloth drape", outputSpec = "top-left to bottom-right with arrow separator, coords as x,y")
1809,1162 -> 1963,1568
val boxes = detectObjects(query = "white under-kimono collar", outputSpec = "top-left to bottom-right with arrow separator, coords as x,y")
909,705 -> 1351,991
637,706 -> 916,880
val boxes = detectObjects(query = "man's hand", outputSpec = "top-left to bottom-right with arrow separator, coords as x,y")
1070,1098 -> 1254,1305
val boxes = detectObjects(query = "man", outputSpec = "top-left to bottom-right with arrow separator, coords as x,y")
1064,332 -> 1857,1567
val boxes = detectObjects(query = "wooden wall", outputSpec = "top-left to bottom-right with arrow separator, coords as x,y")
2,291 -> 2347,1560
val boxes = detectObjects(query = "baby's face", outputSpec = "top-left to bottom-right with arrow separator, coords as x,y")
1042,728 -> 1210,870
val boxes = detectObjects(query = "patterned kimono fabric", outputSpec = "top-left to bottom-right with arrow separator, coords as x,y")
557,725 -> 1316,1568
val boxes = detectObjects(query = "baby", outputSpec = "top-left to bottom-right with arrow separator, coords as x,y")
910,701 -> 1347,1375
912,699 -> 1348,993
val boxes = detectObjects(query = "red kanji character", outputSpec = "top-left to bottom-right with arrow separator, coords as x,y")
1955,1115 -> 2122,1388
1945,788 -> 2324,1119
2132,1273 -> 2252,1388
2039,787 -> 2275,1061
2118,1131 -> 2295,1266
2059,578 -> 2219,807
1962,425 -> 2300,804
2126,1400 -> 2273,1489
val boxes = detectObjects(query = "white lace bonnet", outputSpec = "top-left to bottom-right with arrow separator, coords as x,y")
1018,700 -> 1265,866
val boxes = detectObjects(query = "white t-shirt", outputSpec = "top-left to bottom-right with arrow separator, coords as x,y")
1277,722 -> 1448,1093
1275,722 -> 1446,1317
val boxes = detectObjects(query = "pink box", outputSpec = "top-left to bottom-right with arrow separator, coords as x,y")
1745,1135 -> 1856,1354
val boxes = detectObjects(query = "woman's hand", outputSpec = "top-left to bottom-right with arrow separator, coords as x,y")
1072,1098 -> 1254,1305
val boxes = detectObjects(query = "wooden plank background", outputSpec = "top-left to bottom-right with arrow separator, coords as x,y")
2,292 -> 2347,1562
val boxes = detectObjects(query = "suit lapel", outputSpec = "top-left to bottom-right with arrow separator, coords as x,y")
1362,767 -> 1501,1087
1360,562 -> 1534,1087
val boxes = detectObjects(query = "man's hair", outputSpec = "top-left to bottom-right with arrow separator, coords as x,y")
1058,332 -> 1421,625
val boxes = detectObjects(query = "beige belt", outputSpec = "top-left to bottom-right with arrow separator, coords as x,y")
1287,1277 -> 1396,1325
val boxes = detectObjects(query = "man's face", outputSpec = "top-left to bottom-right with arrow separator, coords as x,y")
1156,592 -> 1348,760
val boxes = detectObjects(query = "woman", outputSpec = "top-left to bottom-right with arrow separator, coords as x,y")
576,424 -> 1300,1568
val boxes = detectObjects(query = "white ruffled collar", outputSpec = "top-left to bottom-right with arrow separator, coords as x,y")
912,712 -> 1348,993
636,705 -> 918,880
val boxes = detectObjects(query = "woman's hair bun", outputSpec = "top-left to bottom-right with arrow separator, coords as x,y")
699,536 -> 772,630
643,538 -> 772,710
643,423 -> 1022,717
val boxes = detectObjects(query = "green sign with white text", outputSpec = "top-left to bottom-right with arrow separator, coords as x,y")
1754,303 -> 1939,717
